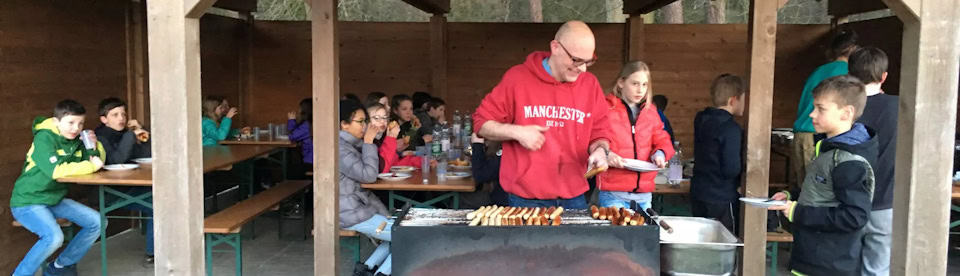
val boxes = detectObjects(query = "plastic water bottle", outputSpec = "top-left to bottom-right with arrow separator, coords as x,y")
441,123 -> 451,152
431,127 -> 442,158
668,141 -> 683,184
463,113 -> 472,135
436,152 -> 447,182
452,110 -> 462,141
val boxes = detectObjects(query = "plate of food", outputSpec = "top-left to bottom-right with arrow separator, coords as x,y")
132,158 -> 153,164
390,166 -> 416,173
622,159 -> 660,172
444,172 -> 471,180
104,164 -> 140,171
448,159 -> 471,169
378,172 -> 412,181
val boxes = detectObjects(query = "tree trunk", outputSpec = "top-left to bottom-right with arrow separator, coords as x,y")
707,0 -> 725,23
661,1 -> 683,24
529,0 -> 542,22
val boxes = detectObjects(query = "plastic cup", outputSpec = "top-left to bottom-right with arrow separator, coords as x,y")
80,130 -> 95,150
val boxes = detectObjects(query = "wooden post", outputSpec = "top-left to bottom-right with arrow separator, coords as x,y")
240,11 -> 253,127
430,14 -> 448,100
883,0 -> 960,274
740,0 -> 777,275
625,14 -> 645,62
125,0 -> 148,124
311,0 -> 340,275
146,0 -> 207,274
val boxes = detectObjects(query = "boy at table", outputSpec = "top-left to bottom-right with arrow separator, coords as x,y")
10,99 -> 105,276
94,97 -> 156,267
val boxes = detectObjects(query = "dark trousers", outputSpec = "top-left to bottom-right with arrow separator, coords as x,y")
691,198 -> 739,234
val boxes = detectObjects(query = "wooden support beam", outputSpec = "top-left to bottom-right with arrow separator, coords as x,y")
125,0 -> 148,124
625,14 -> 645,62
883,0 -> 920,22
146,0 -> 205,274
311,0 -> 340,275
401,0 -> 450,14
888,0 -> 959,275
240,11 -> 253,126
213,0 -> 257,13
623,0 -> 679,15
185,0 -> 219,18
740,0 -> 777,275
430,14 -> 448,101
828,0 -> 887,17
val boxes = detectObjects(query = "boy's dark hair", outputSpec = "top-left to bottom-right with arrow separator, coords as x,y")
342,93 -> 361,103
299,98 -> 312,123
848,47 -> 888,84
812,75 -> 867,119
426,97 -> 445,110
340,99 -> 367,125
828,28 -> 859,60
54,99 -> 86,119
412,91 -> 432,110
98,97 -> 126,117
365,91 -> 387,108
652,95 -> 668,111
710,74 -> 746,107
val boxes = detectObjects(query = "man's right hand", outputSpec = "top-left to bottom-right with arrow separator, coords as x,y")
514,124 -> 549,151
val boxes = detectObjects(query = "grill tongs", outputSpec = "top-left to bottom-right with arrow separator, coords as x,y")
630,200 -> 673,234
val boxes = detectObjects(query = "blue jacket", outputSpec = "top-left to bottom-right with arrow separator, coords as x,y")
287,119 -> 313,164
691,107 -> 743,203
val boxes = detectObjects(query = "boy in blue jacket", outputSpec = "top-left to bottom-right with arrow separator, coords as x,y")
770,75 -> 877,276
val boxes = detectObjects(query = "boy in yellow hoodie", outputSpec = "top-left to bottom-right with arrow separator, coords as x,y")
10,99 -> 106,276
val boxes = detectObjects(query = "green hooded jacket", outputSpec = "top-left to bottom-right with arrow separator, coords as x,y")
10,117 -> 105,207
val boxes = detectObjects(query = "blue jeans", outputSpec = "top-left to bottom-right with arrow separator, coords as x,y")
597,191 -> 652,211
346,215 -> 393,275
11,199 -> 103,276
862,208 -> 892,276
507,193 -> 588,209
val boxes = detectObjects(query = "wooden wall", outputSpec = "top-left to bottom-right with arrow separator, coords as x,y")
200,14 -> 249,127
844,17 -> 903,96
0,0 -> 128,272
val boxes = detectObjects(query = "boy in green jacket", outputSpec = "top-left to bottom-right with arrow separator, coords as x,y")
10,99 -> 106,276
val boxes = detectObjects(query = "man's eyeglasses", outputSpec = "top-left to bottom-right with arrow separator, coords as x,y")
557,41 -> 598,67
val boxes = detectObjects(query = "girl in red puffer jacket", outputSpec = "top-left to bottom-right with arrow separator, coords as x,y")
598,61 -> 675,211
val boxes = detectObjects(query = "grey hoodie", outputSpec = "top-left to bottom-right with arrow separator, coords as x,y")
338,130 -> 388,228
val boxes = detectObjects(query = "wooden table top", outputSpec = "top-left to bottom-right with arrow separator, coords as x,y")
361,170 -> 476,192
58,144 -> 283,186
219,137 -> 296,147
953,185 -> 960,199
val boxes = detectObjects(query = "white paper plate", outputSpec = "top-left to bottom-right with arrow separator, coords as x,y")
104,164 -> 140,171
378,172 -> 412,181
132,158 -> 153,164
444,172 -> 471,180
739,197 -> 787,207
622,159 -> 660,172
390,166 -> 416,173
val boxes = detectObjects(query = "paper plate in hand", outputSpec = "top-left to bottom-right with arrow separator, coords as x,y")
444,172 -> 471,180
378,173 -> 412,181
390,166 -> 416,173
622,159 -> 660,172
132,158 -> 153,164
104,164 -> 140,171
739,197 -> 787,207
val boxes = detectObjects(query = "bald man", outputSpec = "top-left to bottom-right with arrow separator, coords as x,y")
473,21 -> 612,209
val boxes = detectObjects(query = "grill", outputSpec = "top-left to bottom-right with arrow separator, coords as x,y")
392,206 -> 661,276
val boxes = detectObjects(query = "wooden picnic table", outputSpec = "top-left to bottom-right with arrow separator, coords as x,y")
362,169 -> 475,209
219,137 -> 297,147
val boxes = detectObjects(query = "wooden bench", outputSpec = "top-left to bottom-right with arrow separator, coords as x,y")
12,218 -> 74,241
203,180 -> 311,276
766,230 -> 794,276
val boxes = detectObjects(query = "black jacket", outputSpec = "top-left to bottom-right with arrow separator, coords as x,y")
691,107 -> 743,203
789,124 -> 878,276
94,125 -> 151,165
471,142 -> 507,206
856,94 -> 898,210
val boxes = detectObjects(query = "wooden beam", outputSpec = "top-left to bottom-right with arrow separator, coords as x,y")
889,0 -> 959,275
311,0 -> 340,275
213,0 -> 257,13
430,14 -> 448,102
185,0 -> 219,18
146,0 -> 205,274
740,0 -> 777,275
828,0 -> 887,17
625,14 -> 645,61
623,0 -> 679,15
125,0 -> 148,125
401,0 -> 450,14
240,11 -> 253,126
883,0 -> 920,21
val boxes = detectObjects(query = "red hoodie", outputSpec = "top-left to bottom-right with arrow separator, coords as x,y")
378,136 -> 423,173
473,51 -> 611,200
598,94 -> 674,193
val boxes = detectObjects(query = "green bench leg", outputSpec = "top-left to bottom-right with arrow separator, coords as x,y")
342,235 -> 361,263
206,233 -> 243,276
768,241 -> 779,276
206,235 -> 214,276
62,225 -> 74,241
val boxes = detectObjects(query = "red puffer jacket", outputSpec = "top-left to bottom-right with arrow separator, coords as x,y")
598,94 -> 675,193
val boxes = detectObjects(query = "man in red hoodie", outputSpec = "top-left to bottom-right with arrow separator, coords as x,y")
473,21 -> 612,209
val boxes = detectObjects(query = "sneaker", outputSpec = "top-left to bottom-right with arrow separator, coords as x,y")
42,262 -> 77,276
142,255 -> 155,268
